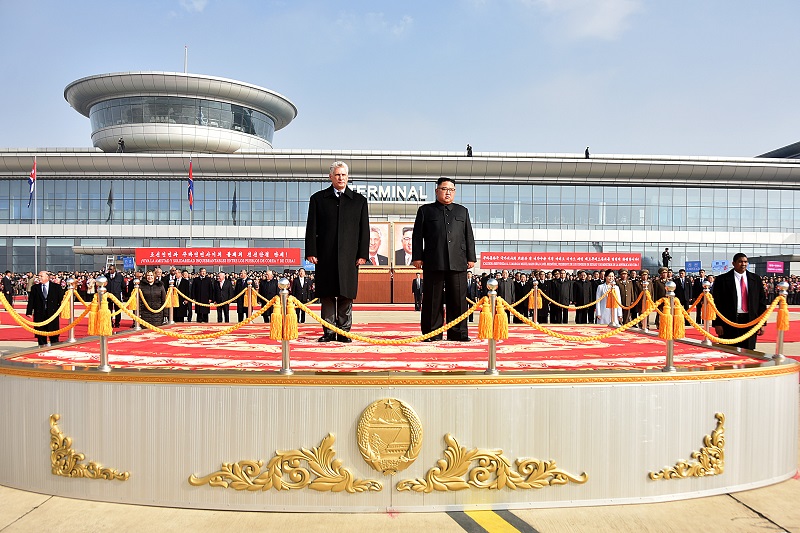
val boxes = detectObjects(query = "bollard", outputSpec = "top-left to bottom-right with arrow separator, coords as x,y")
531,280 -> 539,324
701,280 -> 712,346
96,275 -> 111,373
642,280 -> 650,333
247,279 -> 254,318
133,278 -> 142,331
484,278 -> 499,376
662,280 -> 676,372
278,278 -> 293,375
168,279 -> 175,325
774,281 -> 789,361
66,277 -> 77,343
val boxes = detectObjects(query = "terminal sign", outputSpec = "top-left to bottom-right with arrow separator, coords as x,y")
135,247 -> 302,266
352,184 -> 428,203
481,252 -> 641,270
766,261 -> 784,273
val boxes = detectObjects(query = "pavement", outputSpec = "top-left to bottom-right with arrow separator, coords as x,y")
1,308 -> 799,532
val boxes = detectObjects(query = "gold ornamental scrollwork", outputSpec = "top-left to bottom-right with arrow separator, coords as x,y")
396,433 -> 588,492
649,412 -> 725,480
357,398 -> 422,475
49,414 -> 130,481
188,433 -> 382,493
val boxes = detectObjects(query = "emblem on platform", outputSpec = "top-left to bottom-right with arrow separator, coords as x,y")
357,398 -> 422,475
649,412 -> 725,480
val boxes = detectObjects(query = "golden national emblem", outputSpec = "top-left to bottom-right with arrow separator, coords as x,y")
357,398 -> 423,475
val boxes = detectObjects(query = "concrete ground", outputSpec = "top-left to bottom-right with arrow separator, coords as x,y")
1,308 -> 799,532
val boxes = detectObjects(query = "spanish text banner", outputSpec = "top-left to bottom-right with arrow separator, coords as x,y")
480,252 -> 642,270
135,247 -> 302,266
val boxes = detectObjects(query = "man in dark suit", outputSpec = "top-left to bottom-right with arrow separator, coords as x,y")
105,265 -> 125,328
412,177 -> 476,342
25,270 -> 65,345
572,270 -> 594,324
213,272 -> 235,323
367,226 -> 389,266
411,272 -> 423,311
466,271 -> 478,322
2,270 -> 15,307
177,270 -> 192,322
547,269 -> 571,324
712,253 -> 767,350
673,269 -> 693,309
692,269 -> 707,323
291,268 -> 312,323
305,161 -> 369,343
258,270 -> 279,323
394,227 -> 413,266
496,269 -> 515,321
233,269 -> 250,322
191,268 -> 214,323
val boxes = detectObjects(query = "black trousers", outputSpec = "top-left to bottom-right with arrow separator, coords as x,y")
720,313 -> 758,350
216,304 -> 230,323
420,270 -> 468,341
320,296 -> 352,337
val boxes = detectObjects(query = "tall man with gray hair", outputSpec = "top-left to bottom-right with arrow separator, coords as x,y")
305,161 -> 370,342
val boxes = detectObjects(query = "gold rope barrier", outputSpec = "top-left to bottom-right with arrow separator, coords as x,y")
0,293 -> 92,337
680,297 -> 782,345
172,286 -> 249,308
704,293 -> 769,329
0,291 -> 71,327
540,288 -> 612,310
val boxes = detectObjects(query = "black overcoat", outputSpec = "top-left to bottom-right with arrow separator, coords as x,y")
304,186 -> 369,300
411,201 -> 476,272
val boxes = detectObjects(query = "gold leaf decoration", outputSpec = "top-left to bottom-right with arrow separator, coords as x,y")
396,433 -> 587,492
49,414 -> 130,481
357,398 -> 423,475
188,433 -> 382,493
649,412 -> 725,480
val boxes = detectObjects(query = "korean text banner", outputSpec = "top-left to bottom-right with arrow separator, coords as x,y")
480,252 -> 642,270
135,248 -> 302,266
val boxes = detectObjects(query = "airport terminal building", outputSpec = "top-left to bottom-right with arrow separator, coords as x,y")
1,71 -> 800,275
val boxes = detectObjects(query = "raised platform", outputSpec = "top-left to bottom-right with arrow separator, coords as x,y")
0,322 -> 797,513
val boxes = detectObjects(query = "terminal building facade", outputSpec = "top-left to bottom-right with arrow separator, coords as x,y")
1,71 -> 799,275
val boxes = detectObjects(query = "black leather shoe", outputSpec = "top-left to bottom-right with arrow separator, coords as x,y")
337,335 -> 352,343
317,335 -> 334,342
458,337 -> 472,342
423,336 -> 443,342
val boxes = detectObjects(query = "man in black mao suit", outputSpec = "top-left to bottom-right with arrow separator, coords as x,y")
25,270 -> 65,345
305,161 -> 369,342
291,268 -> 312,323
412,177 -> 476,342
712,253 -> 767,350
411,272 -> 423,311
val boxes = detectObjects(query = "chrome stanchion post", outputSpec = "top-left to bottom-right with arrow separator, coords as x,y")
774,281 -> 789,361
484,278 -> 499,376
662,280 -> 676,372
168,279 -> 175,325
96,275 -> 111,373
133,278 -> 142,331
642,280 -> 650,333
532,280 -> 539,324
278,278 -> 294,375
701,280 -> 712,346
247,279 -> 254,318
66,277 -> 77,343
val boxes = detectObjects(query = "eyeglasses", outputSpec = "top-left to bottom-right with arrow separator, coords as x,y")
438,187 -> 456,193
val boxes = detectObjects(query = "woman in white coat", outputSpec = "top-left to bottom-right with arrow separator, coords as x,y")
595,269 -> 622,326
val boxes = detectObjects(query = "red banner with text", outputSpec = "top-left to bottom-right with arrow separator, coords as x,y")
135,248 -> 302,266
480,252 -> 642,270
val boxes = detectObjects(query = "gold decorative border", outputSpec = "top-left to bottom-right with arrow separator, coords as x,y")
649,413 -> 725,480
50,414 -> 129,481
188,433 -> 382,493
397,433 -> 587,492
3,362 -> 797,386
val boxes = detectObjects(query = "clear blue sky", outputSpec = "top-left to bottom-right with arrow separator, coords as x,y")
1,0 -> 798,157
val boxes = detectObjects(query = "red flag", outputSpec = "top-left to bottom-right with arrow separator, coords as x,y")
27,158 -> 36,208
187,159 -> 194,211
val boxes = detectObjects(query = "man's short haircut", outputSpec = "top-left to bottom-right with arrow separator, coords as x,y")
733,252 -> 748,262
402,226 -> 413,235
330,161 -> 348,174
436,176 -> 455,187
679,269 -> 686,273
370,226 -> 382,238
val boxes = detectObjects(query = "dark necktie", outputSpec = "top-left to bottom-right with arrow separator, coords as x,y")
42,284 -> 48,299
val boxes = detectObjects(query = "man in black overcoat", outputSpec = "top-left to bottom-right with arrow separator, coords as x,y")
712,253 -> 767,350
305,161 -> 369,342
258,270 -> 279,323
412,177 -> 476,342
291,268 -> 312,323
105,264 -> 125,328
547,269 -> 571,324
233,269 -> 250,322
213,271 -> 235,323
25,270 -> 65,345
411,272 -> 424,311
177,270 -> 192,322
191,268 -> 214,323
572,270 -> 594,324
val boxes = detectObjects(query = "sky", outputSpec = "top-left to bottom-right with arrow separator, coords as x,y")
1,0 -> 798,157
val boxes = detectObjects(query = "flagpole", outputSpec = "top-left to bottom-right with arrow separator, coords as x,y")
33,156 -> 38,274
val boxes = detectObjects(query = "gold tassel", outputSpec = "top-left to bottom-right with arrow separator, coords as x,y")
672,300 -> 685,339
170,286 -> 179,308
269,298 -> 283,340
284,299 -> 299,340
493,299 -> 509,340
243,287 -> 251,308
88,294 -> 99,336
659,302 -> 673,340
701,293 -> 715,321
97,293 -> 113,337
478,298 -> 492,340
605,287 -> 617,309
60,290 -> 72,319
528,291 -> 535,310
777,297 -> 790,331
128,289 -> 138,311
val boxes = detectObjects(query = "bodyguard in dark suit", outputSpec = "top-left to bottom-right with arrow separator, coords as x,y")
2,270 -> 15,306
291,268 -> 312,323
412,177 -> 476,342
105,265 -> 125,328
411,273 -> 424,311
25,271 -> 65,345
177,270 -> 192,322
673,269 -> 693,309
305,161 -> 370,342
213,272 -> 235,323
712,253 -> 767,350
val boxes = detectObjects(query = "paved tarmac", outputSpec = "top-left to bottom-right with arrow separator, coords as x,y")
1,308 -> 799,532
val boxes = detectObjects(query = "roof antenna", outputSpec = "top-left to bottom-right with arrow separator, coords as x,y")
184,45 -> 188,73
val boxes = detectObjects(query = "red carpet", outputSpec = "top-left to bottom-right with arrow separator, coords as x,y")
5,322 -> 769,372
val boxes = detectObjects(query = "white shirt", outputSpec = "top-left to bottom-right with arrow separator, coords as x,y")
734,271 -> 748,313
